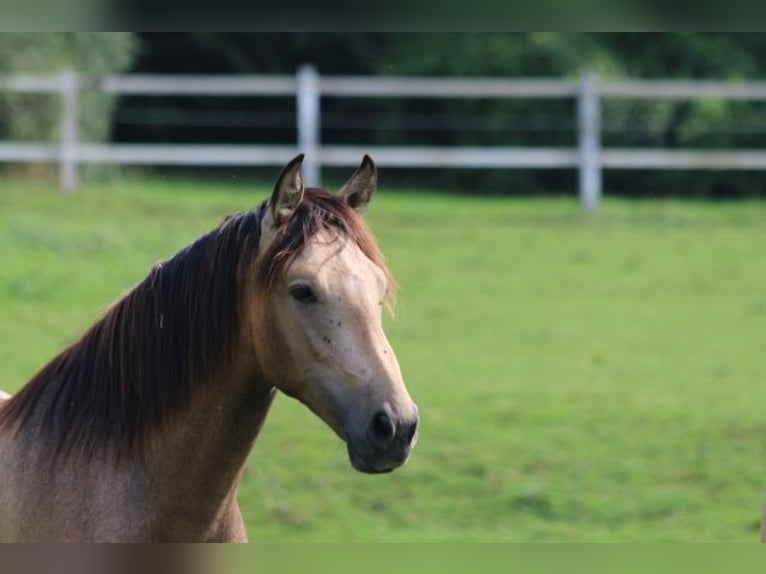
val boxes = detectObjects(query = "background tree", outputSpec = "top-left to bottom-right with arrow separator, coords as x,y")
6,33 -> 766,197
0,33 -> 137,175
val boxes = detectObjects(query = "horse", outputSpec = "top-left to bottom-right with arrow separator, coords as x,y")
0,154 -> 419,542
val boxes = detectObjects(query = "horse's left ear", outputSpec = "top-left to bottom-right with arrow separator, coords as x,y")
338,155 -> 377,215
270,154 -> 305,226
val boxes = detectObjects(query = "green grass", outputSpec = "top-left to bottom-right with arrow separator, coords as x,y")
2,178 -> 766,541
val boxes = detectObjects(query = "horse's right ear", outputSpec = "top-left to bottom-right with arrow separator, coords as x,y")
269,154 -> 305,226
338,155 -> 377,215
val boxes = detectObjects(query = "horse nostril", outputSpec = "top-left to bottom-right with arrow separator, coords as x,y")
370,410 -> 396,450
405,417 -> 418,444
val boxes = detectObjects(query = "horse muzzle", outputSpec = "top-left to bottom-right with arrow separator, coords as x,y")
347,402 -> 419,474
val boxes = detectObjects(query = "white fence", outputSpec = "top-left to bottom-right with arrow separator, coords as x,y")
4,67 -> 766,209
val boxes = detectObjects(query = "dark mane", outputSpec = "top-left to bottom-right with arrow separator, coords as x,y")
0,188 -> 394,461
0,205 -> 265,461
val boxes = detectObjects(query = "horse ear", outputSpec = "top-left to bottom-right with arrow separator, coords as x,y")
338,155 -> 377,215
270,154 -> 305,226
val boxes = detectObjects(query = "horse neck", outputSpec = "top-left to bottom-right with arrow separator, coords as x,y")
140,349 -> 277,539
149,347 -> 275,465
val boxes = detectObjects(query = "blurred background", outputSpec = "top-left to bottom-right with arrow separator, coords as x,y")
7,33 -> 766,196
1,33 -> 765,541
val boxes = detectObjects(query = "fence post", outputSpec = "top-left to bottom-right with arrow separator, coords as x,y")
296,64 -> 320,187
578,72 -> 601,211
59,68 -> 79,193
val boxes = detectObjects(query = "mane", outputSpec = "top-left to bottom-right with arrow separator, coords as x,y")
0,205 -> 265,461
0,188 -> 394,461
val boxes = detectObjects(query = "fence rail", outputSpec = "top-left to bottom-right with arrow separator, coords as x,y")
3,68 -> 766,209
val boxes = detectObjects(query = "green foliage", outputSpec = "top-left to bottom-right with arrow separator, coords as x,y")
373,33 -> 766,197
369,34 -> 609,194
125,33 -> 766,197
377,33 -> 606,77
0,33 -> 137,148
2,179 -> 766,541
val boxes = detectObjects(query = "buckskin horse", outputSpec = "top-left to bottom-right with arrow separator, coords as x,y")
0,155 -> 418,542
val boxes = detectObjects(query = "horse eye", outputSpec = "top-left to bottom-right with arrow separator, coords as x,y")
289,284 -> 318,304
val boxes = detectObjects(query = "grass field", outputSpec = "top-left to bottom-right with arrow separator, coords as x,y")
1,178 -> 766,541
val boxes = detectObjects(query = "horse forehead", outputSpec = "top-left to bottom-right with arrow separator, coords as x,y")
296,230 -> 382,285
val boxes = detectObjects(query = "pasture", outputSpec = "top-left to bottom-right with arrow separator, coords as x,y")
1,179 -> 765,541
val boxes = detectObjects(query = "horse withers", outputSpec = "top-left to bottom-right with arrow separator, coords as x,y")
0,155 -> 418,542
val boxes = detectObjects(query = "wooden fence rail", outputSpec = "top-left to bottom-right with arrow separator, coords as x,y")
3,67 -> 766,209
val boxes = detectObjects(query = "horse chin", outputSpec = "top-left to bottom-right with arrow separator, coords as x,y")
346,442 -> 408,475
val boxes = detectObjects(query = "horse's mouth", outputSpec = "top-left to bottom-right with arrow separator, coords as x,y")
346,441 -> 407,475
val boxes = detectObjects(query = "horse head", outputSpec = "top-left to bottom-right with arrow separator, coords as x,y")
248,155 -> 419,474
